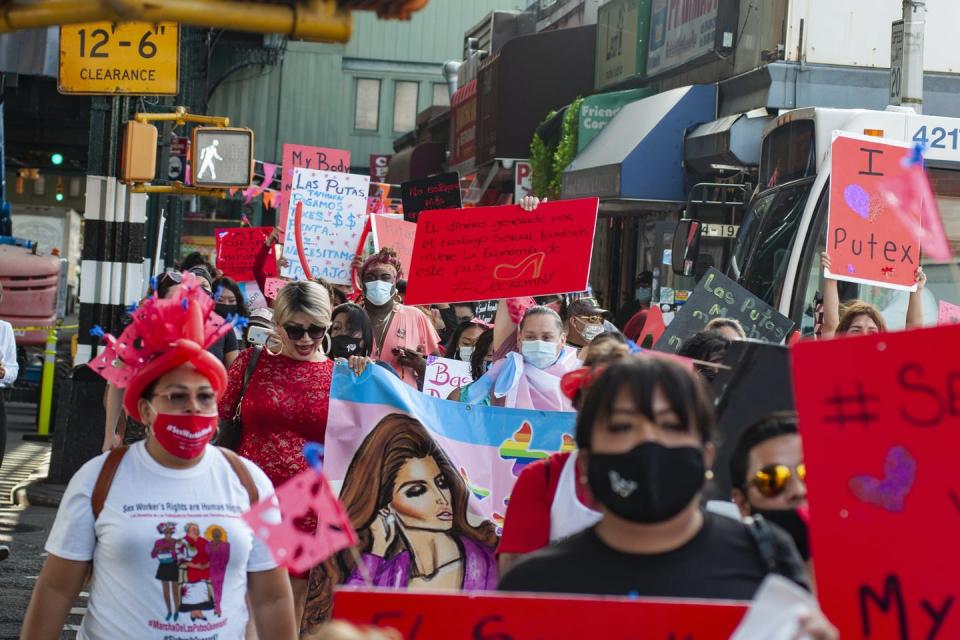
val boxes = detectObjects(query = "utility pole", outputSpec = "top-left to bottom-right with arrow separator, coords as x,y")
898,0 -> 926,114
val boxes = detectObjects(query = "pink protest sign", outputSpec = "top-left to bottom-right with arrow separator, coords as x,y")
371,215 -> 416,277
243,468 -> 357,574
264,277 -> 286,300
278,144 -> 351,236
938,299 -> 960,325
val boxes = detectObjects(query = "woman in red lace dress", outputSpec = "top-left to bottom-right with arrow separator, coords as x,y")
218,279 -> 333,628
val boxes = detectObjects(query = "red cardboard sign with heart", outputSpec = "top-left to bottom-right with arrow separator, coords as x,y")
791,325 -> 960,639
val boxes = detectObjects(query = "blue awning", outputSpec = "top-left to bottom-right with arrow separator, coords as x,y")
561,84 -> 717,203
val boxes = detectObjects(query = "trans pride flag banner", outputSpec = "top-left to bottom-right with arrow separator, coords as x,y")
324,362 -> 576,532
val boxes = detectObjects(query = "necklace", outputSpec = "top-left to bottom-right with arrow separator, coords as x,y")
410,554 -> 462,581
370,304 -> 397,355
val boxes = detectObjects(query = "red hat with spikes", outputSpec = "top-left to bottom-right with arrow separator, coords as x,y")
88,272 -> 235,422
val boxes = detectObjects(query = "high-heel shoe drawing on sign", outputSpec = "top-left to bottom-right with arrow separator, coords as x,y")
493,252 -> 546,281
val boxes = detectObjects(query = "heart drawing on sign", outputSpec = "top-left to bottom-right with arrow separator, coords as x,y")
849,446 -> 916,512
493,252 -> 546,281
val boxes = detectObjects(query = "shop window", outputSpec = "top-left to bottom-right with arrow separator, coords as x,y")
354,78 -> 381,131
393,81 -> 419,132
432,83 -> 450,107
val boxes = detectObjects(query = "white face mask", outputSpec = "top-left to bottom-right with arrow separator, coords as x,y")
458,346 -> 475,362
580,323 -> 605,343
521,340 -> 559,369
365,280 -> 394,306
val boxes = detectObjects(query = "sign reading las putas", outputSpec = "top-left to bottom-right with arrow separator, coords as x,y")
792,324 -> 960,640
333,588 -> 748,639
827,133 -> 920,291
278,144 -> 351,237
281,169 -> 369,285
403,198 -> 599,306
655,267 -> 795,353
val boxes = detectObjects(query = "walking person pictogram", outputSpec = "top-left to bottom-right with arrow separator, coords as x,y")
197,139 -> 222,180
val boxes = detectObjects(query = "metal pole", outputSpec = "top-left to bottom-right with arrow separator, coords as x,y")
35,326 -> 57,437
901,0 -> 925,114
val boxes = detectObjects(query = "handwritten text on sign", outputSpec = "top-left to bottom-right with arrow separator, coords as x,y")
278,144 -> 351,236
401,172 -> 462,223
791,325 -> 960,640
654,267 -> 794,353
403,198 -> 599,306
281,169 -> 369,285
333,588 -> 747,640
827,134 -> 920,291
422,356 -> 472,399
215,226 -> 276,282
371,215 -> 416,278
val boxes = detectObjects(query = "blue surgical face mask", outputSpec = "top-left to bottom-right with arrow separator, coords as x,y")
365,280 -> 394,306
635,287 -> 652,303
521,340 -> 560,369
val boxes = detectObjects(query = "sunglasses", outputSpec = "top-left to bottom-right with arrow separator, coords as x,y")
283,324 -> 327,341
152,390 -> 218,412
750,463 -> 807,498
575,315 -> 604,325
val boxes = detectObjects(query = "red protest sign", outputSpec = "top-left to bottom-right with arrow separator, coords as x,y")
791,325 -> 960,639
215,227 -> 276,282
827,134 -> 920,290
333,588 -> 747,639
404,198 -> 599,305
371,215 -> 415,277
278,144 -> 351,236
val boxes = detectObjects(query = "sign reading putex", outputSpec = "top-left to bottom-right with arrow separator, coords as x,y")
309,363 -> 575,611
655,268 -> 795,353
404,198 -> 599,305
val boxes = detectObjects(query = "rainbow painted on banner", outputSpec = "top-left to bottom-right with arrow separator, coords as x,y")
459,466 -> 491,501
498,422 -> 549,475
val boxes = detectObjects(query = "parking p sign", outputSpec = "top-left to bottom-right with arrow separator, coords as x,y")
191,127 -> 254,188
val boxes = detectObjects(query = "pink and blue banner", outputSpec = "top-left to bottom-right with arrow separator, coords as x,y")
324,362 -> 576,533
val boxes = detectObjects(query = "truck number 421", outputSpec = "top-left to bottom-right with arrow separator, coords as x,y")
913,125 -> 960,151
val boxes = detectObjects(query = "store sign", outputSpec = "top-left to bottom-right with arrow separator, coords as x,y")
168,136 -> 190,181
59,22 -> 179,95
578,88 -> 650,151
449,79 -> 478,171
647,0 -> 736,78
595,0 -> 648,88
369,154 -> 391,181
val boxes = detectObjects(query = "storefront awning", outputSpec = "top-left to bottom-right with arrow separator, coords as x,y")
385,142 -> 445,185
684,108 -> 772,174
561,84 -> 716,203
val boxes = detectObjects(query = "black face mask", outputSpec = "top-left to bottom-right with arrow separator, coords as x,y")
751,507 -> 810,560
330,335 -> 365,359
215,303 -> 238,318
586,442 -> 705,524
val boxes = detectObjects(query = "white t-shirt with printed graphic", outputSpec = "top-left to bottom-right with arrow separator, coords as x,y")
45,441 -> 278,640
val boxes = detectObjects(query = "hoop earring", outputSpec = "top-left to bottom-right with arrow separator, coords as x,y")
321,332 -> 332,355
265,336 -> 283,357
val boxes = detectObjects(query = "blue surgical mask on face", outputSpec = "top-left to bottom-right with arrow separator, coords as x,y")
365,280 -> 394,306
635,287 -> 652,303
521,340 -> 560,369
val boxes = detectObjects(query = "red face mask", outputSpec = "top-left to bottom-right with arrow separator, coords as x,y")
151,412 -> 218,459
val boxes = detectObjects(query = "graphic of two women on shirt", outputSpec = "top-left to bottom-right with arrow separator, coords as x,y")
151,522 -> 230,621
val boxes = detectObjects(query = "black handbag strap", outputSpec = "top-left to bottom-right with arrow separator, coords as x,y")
746,514 -> 780,574
234,347 -> 262,419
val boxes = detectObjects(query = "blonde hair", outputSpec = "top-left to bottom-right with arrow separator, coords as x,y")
273,280 -> 333,328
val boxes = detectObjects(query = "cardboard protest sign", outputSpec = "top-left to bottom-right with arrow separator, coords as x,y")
422,356 -> 472,399
401,172 -> 461,223
371,214 -> 416,277
827,134 -> 920,291
333,588 -> 748,639
214,226 -> 276,282
281,169 -> 369,285
404,198 -> 599,306
654,268 -> 795,353
263,277 -> 286,300
302,363 -> 575,620
938,299 -> 960,325
278,144 -> 351,236
792,324 -> 960,639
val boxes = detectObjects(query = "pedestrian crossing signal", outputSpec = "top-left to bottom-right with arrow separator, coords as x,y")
191,127 -> 254,189
120,120 -> 158,183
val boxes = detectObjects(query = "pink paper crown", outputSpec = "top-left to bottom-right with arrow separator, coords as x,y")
88,272 -> 241,422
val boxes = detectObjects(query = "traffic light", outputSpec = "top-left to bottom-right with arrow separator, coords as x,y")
120,121 -> 159,183
50,153 -> 64,166
55,177 -> 64,202
191,127 -> 254,188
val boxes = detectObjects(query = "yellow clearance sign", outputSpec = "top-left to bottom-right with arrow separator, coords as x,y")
59,22 -> 179,95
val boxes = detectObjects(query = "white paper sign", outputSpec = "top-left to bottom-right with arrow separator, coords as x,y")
281,168 -> 370,285
422,356 -> 473,399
